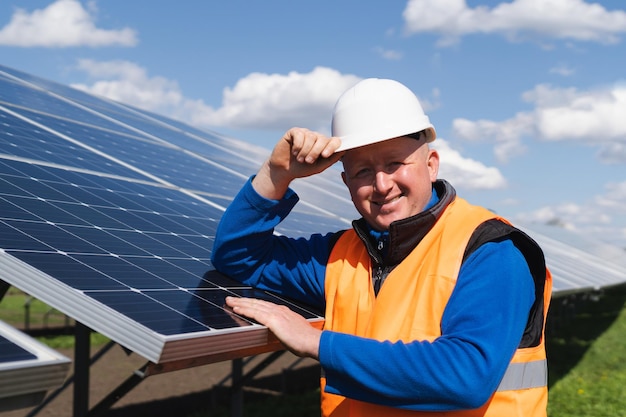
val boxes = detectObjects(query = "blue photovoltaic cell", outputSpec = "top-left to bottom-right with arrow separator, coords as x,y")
0,334 -> 37,363
0,159 -> 218,291
85,290 -> 214,335
0,70 -> 264,180
2,72 -> 259,172
0,320 -> 71,412
0,109 -> 148,180
1,104 -> 252,197
0,75 -> 149,139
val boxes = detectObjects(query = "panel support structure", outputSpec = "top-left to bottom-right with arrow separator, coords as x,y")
0,280 -> 9,301
74,322 -> 91,417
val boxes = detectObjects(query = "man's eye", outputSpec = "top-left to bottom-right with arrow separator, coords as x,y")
385,162 -> 403,173
352,168 -> 371,179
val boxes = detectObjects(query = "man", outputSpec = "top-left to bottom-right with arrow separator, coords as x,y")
211,78 -> 552,416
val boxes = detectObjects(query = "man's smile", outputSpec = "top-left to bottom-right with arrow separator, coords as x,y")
372,194 -> 403,207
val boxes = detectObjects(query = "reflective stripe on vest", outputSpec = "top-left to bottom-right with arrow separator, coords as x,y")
497,359 -> 547,392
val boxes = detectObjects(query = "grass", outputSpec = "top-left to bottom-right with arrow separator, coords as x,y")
1,284 -> 626,416
0,286 -> 70,329
0,287 -> 110,348
546,285 -> 626,417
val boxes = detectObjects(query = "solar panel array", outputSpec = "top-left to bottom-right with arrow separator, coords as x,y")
0,320 -> 70,412
0,64 -> 352,365
517,223 -> 626,296
0,63 -> 624,370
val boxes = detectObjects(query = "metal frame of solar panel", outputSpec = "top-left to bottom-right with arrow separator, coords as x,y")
0,64 -> 353,368
0,320 -> 70,412
1,63 -> 625,397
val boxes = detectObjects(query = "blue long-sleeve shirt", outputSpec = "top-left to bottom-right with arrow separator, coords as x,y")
211,177 -> 535,411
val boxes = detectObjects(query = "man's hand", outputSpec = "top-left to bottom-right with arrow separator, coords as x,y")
225,296 -> 321,359
252,128 -> 344,200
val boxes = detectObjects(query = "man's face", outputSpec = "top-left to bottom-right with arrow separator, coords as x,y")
341,136 -> 439,231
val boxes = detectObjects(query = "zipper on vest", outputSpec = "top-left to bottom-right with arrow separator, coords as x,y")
373,265 -> 384,295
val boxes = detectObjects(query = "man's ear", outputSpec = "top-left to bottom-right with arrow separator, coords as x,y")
427,149 -> 439,182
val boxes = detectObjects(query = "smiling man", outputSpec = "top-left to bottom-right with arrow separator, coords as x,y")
211,78 -> 552,416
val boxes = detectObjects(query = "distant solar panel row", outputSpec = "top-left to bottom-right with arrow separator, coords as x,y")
0,320 -> 70,412
0,333 -> 36,363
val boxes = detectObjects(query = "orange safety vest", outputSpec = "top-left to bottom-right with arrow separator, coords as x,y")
321,197 -> 552,417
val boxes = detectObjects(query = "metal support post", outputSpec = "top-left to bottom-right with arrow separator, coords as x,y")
87,363 -> 149,417
26,341 -> 116,417
0,279 -> 9,300
231,358 -> 243,417
73,322 -> 91,417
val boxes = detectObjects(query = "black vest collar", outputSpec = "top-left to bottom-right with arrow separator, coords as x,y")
353,179 -> 457,266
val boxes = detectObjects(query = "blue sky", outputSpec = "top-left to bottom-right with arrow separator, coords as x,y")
1,0 -> 625,249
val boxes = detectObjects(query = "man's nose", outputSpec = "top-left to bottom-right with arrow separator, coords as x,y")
373,170 -> 392,193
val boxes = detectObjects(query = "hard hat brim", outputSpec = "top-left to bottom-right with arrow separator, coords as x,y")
335,125 -> 436,153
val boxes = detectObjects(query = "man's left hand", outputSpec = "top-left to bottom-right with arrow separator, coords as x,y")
225,296 -> 321,359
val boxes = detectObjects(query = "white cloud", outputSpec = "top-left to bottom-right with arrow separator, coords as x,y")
549,64 -> 575,77
403,0 -> 626,46
71,59 -> 182,112
530,84 -> 626,142
187,67 -> 362,133
452,112 -> 534,162
373,46 -> 403,60
432,138 -> 507,189
514,180 -> 626,248
596,180 -> 626,212
597,142 -> 626,165
71,60 -> 362,134
453,83 -> 626,163
418,88 -> 441,113
0,0 -> 137,47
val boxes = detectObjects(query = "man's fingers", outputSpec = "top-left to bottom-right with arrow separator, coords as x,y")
225,295 -> 256,313
322,136 -> 343,159
225,296 -> 276,319
286,128 -> 341,164
225,296 -> 320,359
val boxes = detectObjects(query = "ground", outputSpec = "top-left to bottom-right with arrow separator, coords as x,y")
2,343 -> 320,417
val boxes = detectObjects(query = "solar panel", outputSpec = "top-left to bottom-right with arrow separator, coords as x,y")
0,63 -> 624,368
0,320 -> 70,412
517,223 -> 626,296
0,64 -> 347,364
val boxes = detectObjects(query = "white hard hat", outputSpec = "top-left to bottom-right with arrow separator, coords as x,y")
332,78 -> 436,152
